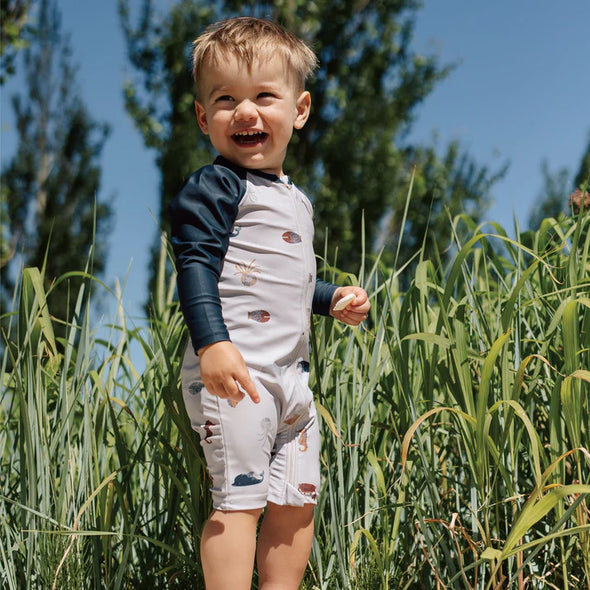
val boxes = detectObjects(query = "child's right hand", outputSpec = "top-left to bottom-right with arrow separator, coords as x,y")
197,341 -> 260,404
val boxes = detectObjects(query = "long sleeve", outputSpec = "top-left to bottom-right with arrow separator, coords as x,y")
169,163 -> 245,353
312,278 -> 337,316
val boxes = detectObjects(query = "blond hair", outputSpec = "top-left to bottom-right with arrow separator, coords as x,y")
192,16 -> 318,96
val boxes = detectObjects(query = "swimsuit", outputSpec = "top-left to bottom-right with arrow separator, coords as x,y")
170,156 -> 336,509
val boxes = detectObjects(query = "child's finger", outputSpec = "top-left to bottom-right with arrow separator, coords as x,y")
236,373 -> 260,404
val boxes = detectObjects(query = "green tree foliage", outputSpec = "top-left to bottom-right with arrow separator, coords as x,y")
1,0 -> 112,332
120,0 -> 501,286
0,0 -> 34,84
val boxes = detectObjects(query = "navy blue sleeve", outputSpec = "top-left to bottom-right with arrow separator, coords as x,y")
169,164 -> 245,353
312,278 -> 338,316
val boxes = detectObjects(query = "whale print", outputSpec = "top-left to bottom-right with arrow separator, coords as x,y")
248,310 -> 271,323
282,231 -> 301,244
232,471 -> 264,486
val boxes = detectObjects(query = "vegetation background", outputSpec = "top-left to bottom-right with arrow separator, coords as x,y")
1,0 -> 589,588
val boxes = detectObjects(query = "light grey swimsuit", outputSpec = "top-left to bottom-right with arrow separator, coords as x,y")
170,157 -> 336,510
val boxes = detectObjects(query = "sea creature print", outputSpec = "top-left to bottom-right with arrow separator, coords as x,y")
233,471 -> 264,486
227,398 -> 239,408
297,360 -> 310,374
298,483 -> 317,500
298,427 -> 308,452
234,260 -> 261,286
282,231 -> 301,244
248,310 -> 271,323
203,420 -> 215,444
230,225 -> 241,237
188,381 -> 204,395
283,412 -> 302,426
258,417 -> 272,444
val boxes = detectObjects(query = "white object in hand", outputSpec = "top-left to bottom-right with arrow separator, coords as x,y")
332,293 -> 356,311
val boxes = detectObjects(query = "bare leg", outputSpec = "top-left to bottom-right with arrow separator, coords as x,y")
201,508 -> 262,590
257,502 -> 315,589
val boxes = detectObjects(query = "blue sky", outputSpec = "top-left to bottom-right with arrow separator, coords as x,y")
1,0 -> 589,322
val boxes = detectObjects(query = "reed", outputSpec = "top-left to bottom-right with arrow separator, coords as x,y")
1,210 -> 588,588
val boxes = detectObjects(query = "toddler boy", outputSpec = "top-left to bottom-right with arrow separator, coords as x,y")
169,16 -> 370,589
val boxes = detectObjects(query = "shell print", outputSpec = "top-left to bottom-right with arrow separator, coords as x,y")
282,231 -> 301,244
248,310 -> 271,323
232,471 -> 264,486
234,260 -> 261,286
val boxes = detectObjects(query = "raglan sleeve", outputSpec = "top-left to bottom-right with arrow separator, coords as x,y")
169,165 -> 244,353
312,278 -> 338,316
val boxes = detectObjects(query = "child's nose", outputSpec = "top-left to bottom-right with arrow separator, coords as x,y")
234,99 -> 257,121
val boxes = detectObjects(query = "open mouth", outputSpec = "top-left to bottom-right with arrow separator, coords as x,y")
232,131 -> 268,146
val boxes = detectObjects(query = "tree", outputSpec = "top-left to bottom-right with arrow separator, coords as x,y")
0,0 -> 34,84
120,0 -> 500,290
1,0 -> 112,333
528,132 -> 590,229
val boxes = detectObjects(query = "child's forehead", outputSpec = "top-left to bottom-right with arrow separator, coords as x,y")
198,51 -> 297,91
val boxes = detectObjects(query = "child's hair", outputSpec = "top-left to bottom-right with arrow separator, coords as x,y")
192,16 -> 318,96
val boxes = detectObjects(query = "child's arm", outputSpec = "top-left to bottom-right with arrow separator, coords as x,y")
330,286 -> 370,326
169,164 -> 260,404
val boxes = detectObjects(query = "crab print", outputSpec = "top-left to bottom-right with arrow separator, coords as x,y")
248,310 -> 271,323
282,231 -> 301,244
298,483 -> 317,500
234,260 -> 261,286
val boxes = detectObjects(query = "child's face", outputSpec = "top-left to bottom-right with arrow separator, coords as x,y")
195,53 -> 311,176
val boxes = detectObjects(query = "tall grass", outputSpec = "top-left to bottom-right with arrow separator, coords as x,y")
1,212 -> 588,588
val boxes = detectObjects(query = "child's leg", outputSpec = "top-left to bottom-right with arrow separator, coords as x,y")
201,508 -> 263,590
256,502 -> 315,589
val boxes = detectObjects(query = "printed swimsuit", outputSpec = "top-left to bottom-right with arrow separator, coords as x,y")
170,156 -> 336,510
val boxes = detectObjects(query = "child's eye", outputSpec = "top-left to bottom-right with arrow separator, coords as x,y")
215,95 -> 234,103
257,92 -> 276,100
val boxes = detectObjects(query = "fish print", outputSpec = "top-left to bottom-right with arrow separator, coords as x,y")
282,231 -> 301,244
232,471 -> 264,486
248,310 -> 271,323
298,483 -> 317,500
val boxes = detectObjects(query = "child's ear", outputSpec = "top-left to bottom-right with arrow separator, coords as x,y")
293,91 -> 311,130
195,100 -> 209,134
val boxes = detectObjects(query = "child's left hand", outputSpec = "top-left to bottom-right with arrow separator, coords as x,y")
330,286 -> 370,326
